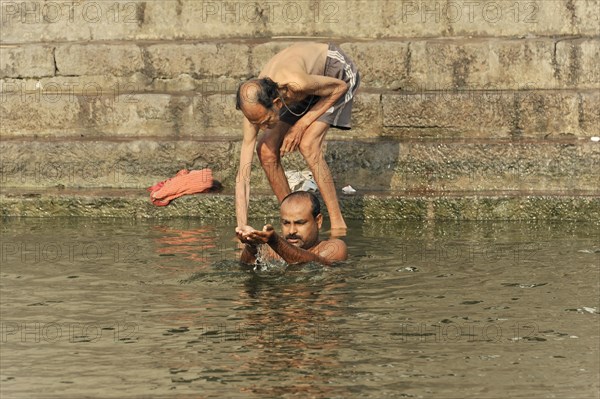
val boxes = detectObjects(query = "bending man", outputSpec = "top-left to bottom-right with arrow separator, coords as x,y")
235,42 -> 360,232
237,191 -> 347,266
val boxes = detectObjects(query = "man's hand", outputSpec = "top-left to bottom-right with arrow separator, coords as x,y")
280,122 -> 308,157
236,225 -> 257,245
236,224 -> 276,246
245,224 -> 276,245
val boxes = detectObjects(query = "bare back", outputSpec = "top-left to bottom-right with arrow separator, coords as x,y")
259,42 -> 328,100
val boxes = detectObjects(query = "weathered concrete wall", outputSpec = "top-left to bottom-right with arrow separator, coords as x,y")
1,0 -> 598,219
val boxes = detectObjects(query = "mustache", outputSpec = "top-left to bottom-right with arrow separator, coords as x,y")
285,234 -> 301,240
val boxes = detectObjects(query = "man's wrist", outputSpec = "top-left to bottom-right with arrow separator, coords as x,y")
245,243 -> 258,254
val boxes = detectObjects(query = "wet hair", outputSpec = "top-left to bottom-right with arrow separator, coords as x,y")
235,77 -> 280,111
281,191 -> 321,219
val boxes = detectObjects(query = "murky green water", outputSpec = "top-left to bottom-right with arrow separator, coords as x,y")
1,218 -> 598,399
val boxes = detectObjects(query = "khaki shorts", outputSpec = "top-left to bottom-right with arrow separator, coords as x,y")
279,43 -> 360,130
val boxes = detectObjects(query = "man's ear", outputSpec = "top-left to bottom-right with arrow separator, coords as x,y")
315,213 -> 323,229
272,97 -> 282,110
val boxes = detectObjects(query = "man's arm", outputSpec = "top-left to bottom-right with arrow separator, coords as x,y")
240,243 -> 258,264
268,233 -> 337,266
236,117 -> 259,228
244,224 -> 344,266
238,225 -> 347,266
237,225 -> 261,264
280,74 -> 348,155
297,74 -> 348,125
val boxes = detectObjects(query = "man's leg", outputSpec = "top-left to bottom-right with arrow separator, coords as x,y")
256,121 -> 292,201
298,121 -> 347,230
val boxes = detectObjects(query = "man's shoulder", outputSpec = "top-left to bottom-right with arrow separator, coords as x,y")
314,238 -> 348,262
317,237 -> 346,246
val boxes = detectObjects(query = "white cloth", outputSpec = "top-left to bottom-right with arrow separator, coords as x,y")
285,170 -> 318,192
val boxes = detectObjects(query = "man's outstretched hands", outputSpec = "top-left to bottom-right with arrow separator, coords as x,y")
236,224 -> 276,246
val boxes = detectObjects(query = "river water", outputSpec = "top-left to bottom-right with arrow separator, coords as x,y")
1,218 -> 598,398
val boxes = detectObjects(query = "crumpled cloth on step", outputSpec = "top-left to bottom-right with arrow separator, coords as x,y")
285,170 -> 318,192
147,169 -> 213,206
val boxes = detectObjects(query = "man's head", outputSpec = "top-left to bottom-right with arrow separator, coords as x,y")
280,191 -> 323,249
235,78 -> 283,130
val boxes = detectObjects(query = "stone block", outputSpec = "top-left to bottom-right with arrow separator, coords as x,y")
408,39 -> 558,90
0,139 -> 243,189
382,91 -> 515,137
340,41 -> 411,90
382,90 -> 597,138
81,94 -> 191,137
184,94 -> 241,137
0,92 -> 82,136
347,92 -> 383,137
372,0 -> 580,38
580,90 -> 600,134
555,39 -> 600,88
54,44 -> 144,76
145,43 -> 250,78
385,140 -> 600,193
575,0 -> 600,35
516,91 -> 581,137
0,45 -> 55,78
0,90 -> 191,138
0,0 -> 147,43
149,75 -> 241,94
448,0 -> 573,37
342,38 -> 598,90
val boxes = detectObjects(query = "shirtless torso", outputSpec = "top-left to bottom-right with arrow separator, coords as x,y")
259,42 -> 329,103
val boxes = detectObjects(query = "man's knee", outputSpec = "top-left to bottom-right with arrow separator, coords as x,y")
299,140 -> 322,163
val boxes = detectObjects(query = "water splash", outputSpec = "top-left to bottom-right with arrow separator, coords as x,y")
253,244 -> 286,272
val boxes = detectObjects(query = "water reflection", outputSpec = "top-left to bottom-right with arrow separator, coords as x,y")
233,271 -> 349,397
151,225 -> 219,272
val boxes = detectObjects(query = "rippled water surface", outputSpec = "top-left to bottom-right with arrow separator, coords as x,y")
1,218 -> 599,398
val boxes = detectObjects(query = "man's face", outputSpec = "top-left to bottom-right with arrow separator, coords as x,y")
242,101 -> 281,131
280,197 -> 322,249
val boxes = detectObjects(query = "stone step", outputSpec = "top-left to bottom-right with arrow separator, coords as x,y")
1,90 -> 598,139
1,189 -> 598,220
2,38 -> 598,90
1,1 -> 598,43
1,137 -> 598,193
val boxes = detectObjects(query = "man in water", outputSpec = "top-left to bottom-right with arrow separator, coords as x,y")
235,42 -> 360,233
237,191 -> 347,266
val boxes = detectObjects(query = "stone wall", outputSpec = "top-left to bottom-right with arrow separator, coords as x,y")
1,0 -> 599,219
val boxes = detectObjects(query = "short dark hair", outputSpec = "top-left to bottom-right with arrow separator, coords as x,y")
235,77 -> 280,111
281,191 -> 321,219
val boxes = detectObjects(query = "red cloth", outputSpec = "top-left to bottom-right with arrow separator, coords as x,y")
147,169 -> 213,206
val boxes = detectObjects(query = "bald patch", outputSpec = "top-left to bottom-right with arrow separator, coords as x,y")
239,80 -> 260,107
281,194 -> 312,212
